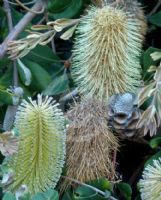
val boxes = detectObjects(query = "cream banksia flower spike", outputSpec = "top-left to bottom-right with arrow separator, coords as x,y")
139,158 -> 161,200
8,94 -> 66,194
72,1 -> 147,100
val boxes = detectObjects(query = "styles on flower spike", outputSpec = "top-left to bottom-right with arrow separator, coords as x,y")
8,94 -> 66,194
62,98 -> 119,190
72,0 -> 147,100
139,158 -> 161,200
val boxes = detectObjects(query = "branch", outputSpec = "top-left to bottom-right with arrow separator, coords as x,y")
59,88 -> 78,103
148,0 -> 161,16
3,0 -> 18,86
15,0 -> 45,14
0,0 -> 45,59
3,0 -> 13,31
45,11 -> 56,53
61,176 -> 118,200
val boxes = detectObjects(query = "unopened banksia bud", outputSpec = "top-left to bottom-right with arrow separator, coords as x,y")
8,95 -> 66,194
72,1 -> 147,100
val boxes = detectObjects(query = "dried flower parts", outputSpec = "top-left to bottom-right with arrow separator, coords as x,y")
8,18 -> 79,59
0,131 -> 18,156
63,98 -> 119,188
137,65 -> 161,136
7,95 -> 66,194
72,1 -> 147,100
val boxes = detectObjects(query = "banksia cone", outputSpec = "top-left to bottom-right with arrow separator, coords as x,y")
63,98 -> 119,188
108,93 -> 143,139
72,1 -> 147,100
8,95 -> 66,194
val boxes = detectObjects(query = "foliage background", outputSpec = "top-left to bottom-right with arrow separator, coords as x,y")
1,0 -> 161,199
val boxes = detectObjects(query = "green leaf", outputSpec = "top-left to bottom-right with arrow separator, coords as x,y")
43,189 -> 59,200
62,189 -> 73,200
18,193 -> 31,200
32,189 -> 59,200
23,60 -> 52,92
2,192 -> 16,200
104,191 -> 111,198
74,186 -> 97,199
73,185 -> 109,200
145,150 -> 161,167
0,66 -> 13,87
53,0 -> 83,19
88,178 -> 112,192
149,137 -> 161,149
32,193 -> 45,200
48,0 -> 71,13
17,59 -> 32,86
26,45 -> 63,77
149,11 -> 161,27
0,57 -> 10,68
27,45 -> 61,67
0,7 -> 8,41
117,182 -> 132,200
0,6 -> 6,17
43,72 -> 69,95
0,86 -> 13,105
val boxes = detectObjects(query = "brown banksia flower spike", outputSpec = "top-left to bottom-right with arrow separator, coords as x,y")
72,1 -> 147,100
62,98 -> 119,190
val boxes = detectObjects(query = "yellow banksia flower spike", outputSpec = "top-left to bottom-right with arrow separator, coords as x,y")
9,94 -> 66,194
72,1 -> 147,100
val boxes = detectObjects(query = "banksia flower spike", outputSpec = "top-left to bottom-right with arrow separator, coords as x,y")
72,1 -> 147,100
63,99 -> 119,189
139,158 -> 161,200
8,94 -> 66,194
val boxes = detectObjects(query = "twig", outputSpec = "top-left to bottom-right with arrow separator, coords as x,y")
128,158 -> 147,186
37,16 -> 46,25
3,0 -> 18,86
13,61 -> 18,86
6,0 -> 37,6
0,0 -> 45,59
45,11 -> 56,53
112,149 -> 117,170
148,0 -> 161,16
3,0 -> 13,31
61,176 -> 118,200
15,0 -> 45,14
59,88 -> 79,103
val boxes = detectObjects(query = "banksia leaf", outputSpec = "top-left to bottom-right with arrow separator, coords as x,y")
8,95 -> 66,194
72,2 -> 147,100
